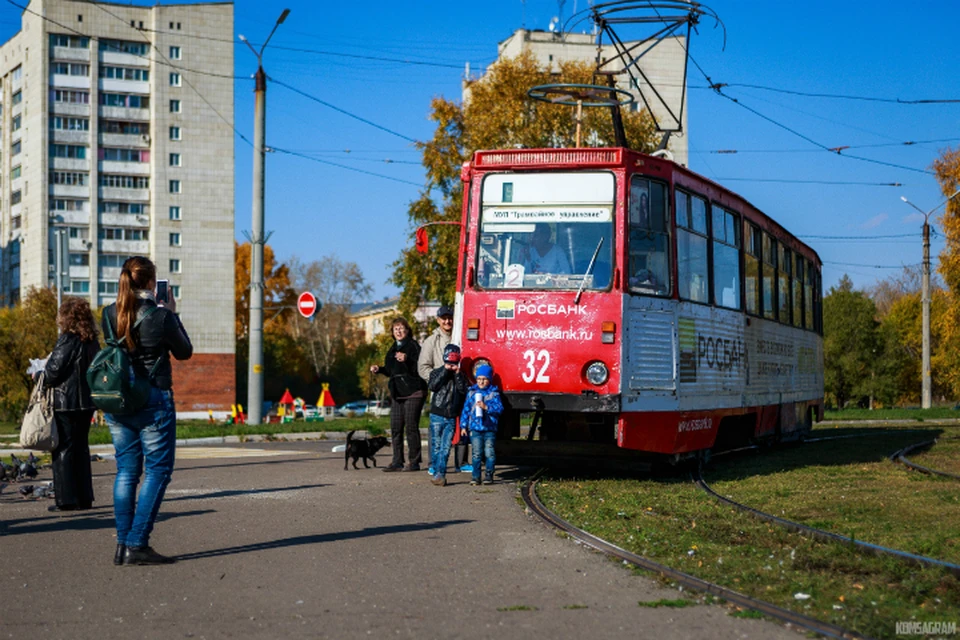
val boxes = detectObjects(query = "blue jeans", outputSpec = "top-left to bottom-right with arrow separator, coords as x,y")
470,431 -> 496,481
106,388 -> 177,548
429,415 -> 456,478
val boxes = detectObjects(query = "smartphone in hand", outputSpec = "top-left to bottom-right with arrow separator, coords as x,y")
156,279 -> 169,304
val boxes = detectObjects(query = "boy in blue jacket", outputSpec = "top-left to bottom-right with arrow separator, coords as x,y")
460,364 -> 503,485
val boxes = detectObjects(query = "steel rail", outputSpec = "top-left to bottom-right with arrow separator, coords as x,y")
692,466 -> 960,578
890,436 -> 960,481
520,474 -> 868,640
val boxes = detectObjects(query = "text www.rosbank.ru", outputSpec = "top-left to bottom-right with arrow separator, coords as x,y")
496,328 -> 594,341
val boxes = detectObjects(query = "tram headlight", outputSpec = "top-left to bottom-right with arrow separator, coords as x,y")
585,361 -> 609,386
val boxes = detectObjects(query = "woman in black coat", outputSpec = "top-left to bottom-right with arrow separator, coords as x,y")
43,296 -> 101,512
370,317 -> 426,471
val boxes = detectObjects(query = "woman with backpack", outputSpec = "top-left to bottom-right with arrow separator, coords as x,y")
43,296 -> 100,512
101,256 -> 192,566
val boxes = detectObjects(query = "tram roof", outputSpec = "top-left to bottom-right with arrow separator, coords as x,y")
468,147 -> 821,268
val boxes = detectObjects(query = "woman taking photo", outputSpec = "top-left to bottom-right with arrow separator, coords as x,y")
43,297 -> 100,512
370,317 -> 426,472
103,256 -> 192,566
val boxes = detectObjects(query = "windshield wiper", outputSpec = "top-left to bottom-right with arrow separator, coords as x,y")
574,237 -> 604,305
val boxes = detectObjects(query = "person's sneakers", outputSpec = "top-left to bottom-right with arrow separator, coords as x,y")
427,467 -> 435,475
470,478 -> 480,486
431,475 -> 447,487
460,464 -> 474,473
382,464 -> 403,473
123,546 -> 176,566
484,474 -> 495,485
113,544 -> 126,566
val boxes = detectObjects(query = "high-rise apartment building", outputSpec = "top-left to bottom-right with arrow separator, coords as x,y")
0,0 -> 235,417
488,29 -> 689,166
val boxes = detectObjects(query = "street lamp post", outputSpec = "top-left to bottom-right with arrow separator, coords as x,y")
240,9 -> 290,426
900,187 -> 960,409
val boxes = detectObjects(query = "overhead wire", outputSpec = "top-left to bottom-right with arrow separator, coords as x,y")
270,147 -> 428,190
709,82 -> 960,105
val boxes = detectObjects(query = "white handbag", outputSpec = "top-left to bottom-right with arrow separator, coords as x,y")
19,371 -> 58,451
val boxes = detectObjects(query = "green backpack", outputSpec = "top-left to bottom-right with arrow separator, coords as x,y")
87,306 -> 160,415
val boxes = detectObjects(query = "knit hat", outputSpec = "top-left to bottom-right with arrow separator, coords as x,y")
443,344 -> 461,364
475,364 -> 493,380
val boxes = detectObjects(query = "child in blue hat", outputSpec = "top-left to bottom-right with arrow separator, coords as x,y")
460,363 -> 503,485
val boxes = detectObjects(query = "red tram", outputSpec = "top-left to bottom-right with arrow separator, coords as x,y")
452,147 -> 824,462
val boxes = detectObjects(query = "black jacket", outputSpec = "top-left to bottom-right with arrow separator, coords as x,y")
43,332 -> 100,411
376,338 -> 426,399
102,300 -> 193,390
428,365 -> 467,418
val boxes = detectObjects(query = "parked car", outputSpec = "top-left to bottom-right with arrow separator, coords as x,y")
302,404 -> 318,418
336,401 -> 369,417
366,399 -> 391,417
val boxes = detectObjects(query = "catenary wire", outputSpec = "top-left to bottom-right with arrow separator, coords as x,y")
270,147 -> 429,190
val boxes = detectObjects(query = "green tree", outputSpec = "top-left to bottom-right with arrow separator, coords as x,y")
391,53 -> 660,317
823,275 -> 884,408
0,287 -> 59,420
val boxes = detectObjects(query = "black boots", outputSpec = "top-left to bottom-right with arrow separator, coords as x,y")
123,545 -> 176,565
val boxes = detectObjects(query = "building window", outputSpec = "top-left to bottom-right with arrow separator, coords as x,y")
54,62 -> 89,76
169,153 -> 181,167
98,254 -> 136,268
11,65 -> 22,81
52,116 -> 89,131
11,190 -> 21,205
53,89 -> 90,104
12,141 -> 22,156
68,227 -> 89,240
99,174 -> 148,189
51,35 -> 90,49
169,126 -> 181,140
11,166 -> 21,180
100,120 -> 145,135
98,228 -> 147,241
69,280 -> 90,293
101,148 -> 146,162
169,232 -> 181,246
98,281 -> 119,294
170,285 -> 180,299
51,144 -> 86,159
52,171 -> 89,186
99,93 -> 149,108
12,114 -> 21,131
99,201 -> 147,214
169,46 -> 181,59
100,66 -> 149,81
169,180 -> 181,194
169,206 -> 181,220
169,72 -> 181,87
52,199 -> 87,212
170,259 -> 181,273
169,99 -> 181,113
12,90 -> 21,105
99,39 -> 148,55
69,253 -> 90,266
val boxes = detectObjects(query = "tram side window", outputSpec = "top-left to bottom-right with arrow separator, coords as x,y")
676,190 -> 709,303
762,233 -> 777,320
744,223 -> 761,315
815,269 -> 823,334
627,177 -> 669,295
793,254 -> 804,328
712,206 -> 741,309
778,245 -> 791,324
804,259 -> 815,330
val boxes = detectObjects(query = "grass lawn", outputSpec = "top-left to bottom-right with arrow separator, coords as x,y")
823,407 -> 960,421
907,437 -> 960,476
537,425 -> 960,639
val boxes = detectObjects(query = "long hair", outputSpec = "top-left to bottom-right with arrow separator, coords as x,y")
117,256 -> 156,349
58,296 -> 98,343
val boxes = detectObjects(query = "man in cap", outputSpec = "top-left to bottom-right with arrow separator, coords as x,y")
419,305 -> 461,473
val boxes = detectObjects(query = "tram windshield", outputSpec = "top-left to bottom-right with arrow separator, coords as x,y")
477,172 -> 614,291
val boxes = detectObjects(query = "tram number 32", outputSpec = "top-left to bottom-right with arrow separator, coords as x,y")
522,349 -> 551,383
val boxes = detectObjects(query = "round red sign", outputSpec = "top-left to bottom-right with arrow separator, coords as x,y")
297,291 -> 317,318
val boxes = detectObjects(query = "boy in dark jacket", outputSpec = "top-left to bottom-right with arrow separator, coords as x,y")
428,344 -> 468,486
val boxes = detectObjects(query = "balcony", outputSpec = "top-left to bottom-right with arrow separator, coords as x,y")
54,210 -> 90,225
51,184 -> 89,199
50,103 -> 90,117
100,132 -> 150,149
69,265 -> 90,279
100,51 -> 148,67
68,237 -> 92,252
99,161 -> 149,176
99,106 -> 149,121
100,79 -> 149,94
51,158 -> 90,172
100,212 -> 148,227
99,239 -> 148,254
100,266 -> 121,282
51,130 -> 90,145
50,75 -> 90,90
100,187 -> 149,201
52,46 -> 90,62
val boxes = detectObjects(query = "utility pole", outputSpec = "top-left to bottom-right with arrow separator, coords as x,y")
901,187 -> 960,409
240,8 -> 289,426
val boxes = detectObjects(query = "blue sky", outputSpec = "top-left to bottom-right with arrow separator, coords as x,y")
3,0 -> 959,300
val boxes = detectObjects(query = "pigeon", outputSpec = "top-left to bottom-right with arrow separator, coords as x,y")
19,462 -> 38,480
31,485 -> 53,499
18,485 -> 34,498
26,453 -> 39,466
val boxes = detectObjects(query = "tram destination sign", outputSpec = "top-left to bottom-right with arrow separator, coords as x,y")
482,206 -> 612,223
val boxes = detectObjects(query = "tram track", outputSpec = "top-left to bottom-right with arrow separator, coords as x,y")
520,473 -> 869,640
889,436 -> 960,481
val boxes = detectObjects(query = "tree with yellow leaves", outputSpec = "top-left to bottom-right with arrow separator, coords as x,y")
391,52 -> 660,319
931,148 -> 960,397
234,241 -> 297,340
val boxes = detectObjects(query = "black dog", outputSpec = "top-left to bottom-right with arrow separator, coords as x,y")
344,430 -> 389,470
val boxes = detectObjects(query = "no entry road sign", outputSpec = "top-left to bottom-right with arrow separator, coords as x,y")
298,291 -> 318,318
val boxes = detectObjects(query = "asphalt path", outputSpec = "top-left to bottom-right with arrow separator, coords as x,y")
1,441 -> 799,639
